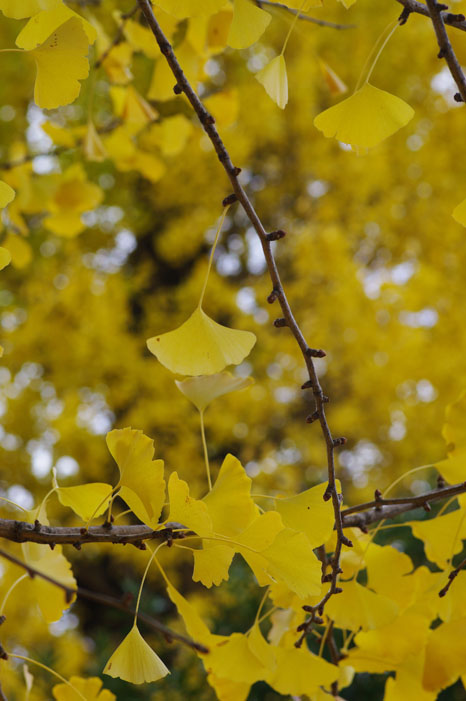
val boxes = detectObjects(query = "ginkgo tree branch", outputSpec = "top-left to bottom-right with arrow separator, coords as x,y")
254,1 -> 356,29
136,0 -> 351,627
425,0 -> 466,102
0,546 -> 208,654
396,0 -> 466,31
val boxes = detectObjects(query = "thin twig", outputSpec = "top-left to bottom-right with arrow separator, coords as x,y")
439,555 -> 466,597
94,3 -> 139,69
136,0 -> 351,639
341,481 -> 466,519
396,0 -> 466,32
255,0 -> 356,29
425,0 -> 466,102
0,547 -> 208,653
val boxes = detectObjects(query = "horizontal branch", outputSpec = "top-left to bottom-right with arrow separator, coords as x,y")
341,480 -> 466,529
0,519 -> 185,547
255,0 -> 356,29
0,546 -> 208,654
396,0 -> 466,31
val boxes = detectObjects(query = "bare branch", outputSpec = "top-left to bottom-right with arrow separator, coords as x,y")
425,0 -> 466,102
439,555 -> 466,597
0,519 -> 186,547
0,547 -> 208,653
396,0 -> 466,32
255,0 -> 356,29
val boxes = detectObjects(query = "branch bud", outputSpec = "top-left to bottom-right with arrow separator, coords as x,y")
305,347 -> 326,358
266,229 -> 286,241
274,317 -> 287,328
306,411 -> 320,424
333,436 -> 347,447
267,288 -> 279,304
173,84 -> 183,95
222,193 -> 237,207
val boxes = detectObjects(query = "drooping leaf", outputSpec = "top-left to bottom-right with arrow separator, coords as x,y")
256,55 -> 288,110
147,306 -> 256,376
175,372 -> 253,412
314,82 -> 414,149
103,624 -> 170,684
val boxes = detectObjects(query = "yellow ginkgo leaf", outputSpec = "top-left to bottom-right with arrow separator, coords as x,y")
175,372 -> 253,412
284,0 -> 322,7
28,18 -> 91,110
423,618 -> 466,692
83,121 -> 107,162
147,306 -> 256,376
338,0 -> 356,7
275,481 -> 339,549
110,85 -> 158,135
0,246 -> 11,271
23,543 -> 77,622
314,83 -> 414,149
256,55 -> 288,110
166,582 -> 213,647
203,454 -> 258,536
0,0 -> 60,19
228,0 -> 271,50
106,428 -> 165,529
56,483 -> 113,522
260,527 -> 322,598
409,509 -> 466,568
208,632 -> 268,685
0,181 -> 15,208
167,472 -> 212,537
435,390 -> 466,482
325,580 -> 399,631
156,0 -> 227,19
52,676 -> 116,701
141,115 -> 193,157
15,4 -> 96,48
266,646 -> 338,697
103,624 -> 170,684
207,673 -> 250,701
193,543 -> 235,587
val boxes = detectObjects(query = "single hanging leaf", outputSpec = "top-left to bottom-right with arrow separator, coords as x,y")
28,18 -> 91,109
0,181 -> 15,208
147,306 -> 256,376
155,0 -> 227,19
103,624 -> 170,684
52,676 -> 116,701
228,0 -> 271,50
106,427 -> 166,529
175,372 -> 253,412
314,82 -> 414,149
256,55 -> 288,110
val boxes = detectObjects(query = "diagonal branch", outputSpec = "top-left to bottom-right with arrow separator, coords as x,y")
0,547 -> 208,653
136,0 -> 351,633
425,0 -> 466,102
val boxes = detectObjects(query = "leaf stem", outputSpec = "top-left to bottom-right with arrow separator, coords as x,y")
199,410 -> 212,491
133,542 -> 166,625
5,654 -> 87,700
198,205 -> 230,308
354,18 -> 399,92
280,0 -> 305,56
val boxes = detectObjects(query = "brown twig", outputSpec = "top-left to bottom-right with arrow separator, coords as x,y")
396,0 -> 466,32
341,481 -> 466,521
0,547 -> 208,653
255,0 -> 356,29
424,0 -> 466,102
94,3 -> 139,69
136,0 -> 351,639
439,555 -> 466,597
0,518 -> 188,547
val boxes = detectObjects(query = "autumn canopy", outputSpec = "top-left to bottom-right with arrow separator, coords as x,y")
1,0 -> 466,700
